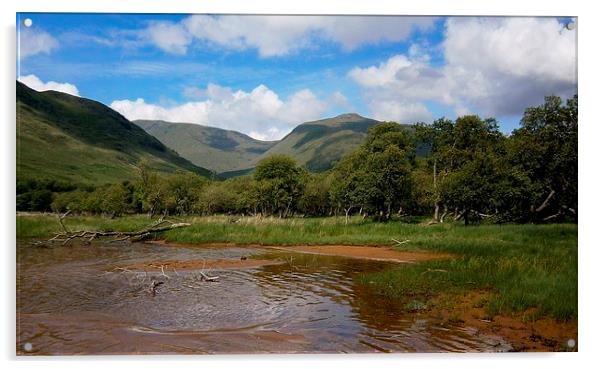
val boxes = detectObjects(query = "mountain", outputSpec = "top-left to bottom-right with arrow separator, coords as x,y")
256,113 -> 386,172
16,81 -> 211,185
136,113 -> 418,178
134,120 -> 277,173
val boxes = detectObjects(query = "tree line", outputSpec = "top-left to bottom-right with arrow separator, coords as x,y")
17,95 -> 577,224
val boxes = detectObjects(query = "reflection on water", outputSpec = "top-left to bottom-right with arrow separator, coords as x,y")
17,241 -> 511,355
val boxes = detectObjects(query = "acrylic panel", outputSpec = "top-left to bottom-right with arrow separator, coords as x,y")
16,13 -> 578,355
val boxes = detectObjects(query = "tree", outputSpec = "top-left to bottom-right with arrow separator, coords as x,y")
417,115 -> 506,224
135,162 -> 168,216
329,150 -> 370,223
29,189 -> 53,212
507,95 -> 577,222
254,155 -> 306,217
330,122 -> 414,222
298,173 -> 334,216
163,172 -> 207,215
100,184 -> 130,217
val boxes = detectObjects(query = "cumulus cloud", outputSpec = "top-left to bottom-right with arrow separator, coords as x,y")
19,27 -> 58,59
330,91 -> 350,107
144,21 -> 191,55
18,74 -> 80,96
443,17 -> 577,116
369,100 -> 433,124
111,83 -> 328,140
248,127 -> 289,141
349,17 -> 577,122
144,15 -> 435,57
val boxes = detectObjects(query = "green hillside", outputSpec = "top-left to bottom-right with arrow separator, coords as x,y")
134,120 -> 277,173
16,81 -> 210,185
257,113 -> 394,171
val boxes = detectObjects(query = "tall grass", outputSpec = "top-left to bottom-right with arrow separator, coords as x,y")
16,214 -> 577,321
358,223 -> 577,321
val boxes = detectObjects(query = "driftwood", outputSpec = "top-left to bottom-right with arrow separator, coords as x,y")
149,280 -> 164,296
49,216 -> 190,245
199,271 -> 219,282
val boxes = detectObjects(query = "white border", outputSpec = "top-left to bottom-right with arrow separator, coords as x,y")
2,1 -> 599,369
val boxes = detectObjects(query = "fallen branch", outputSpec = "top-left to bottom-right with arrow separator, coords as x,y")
148,280 -> 164,296
48,218 -> 191,245
391,238 -> 410,245
57,210 -> 71,233
199,271 -> 219,282
160,265 -> 171,279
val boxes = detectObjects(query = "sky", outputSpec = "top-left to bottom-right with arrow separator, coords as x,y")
16,13 -> 577,141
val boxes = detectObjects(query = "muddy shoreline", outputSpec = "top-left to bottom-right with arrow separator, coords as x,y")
149,240 -> 451,263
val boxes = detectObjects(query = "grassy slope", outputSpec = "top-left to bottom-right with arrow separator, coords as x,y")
257,113 -> 383,172
16,82 -> 211,184
16,214 -> 577,321
134,120 -> 277,173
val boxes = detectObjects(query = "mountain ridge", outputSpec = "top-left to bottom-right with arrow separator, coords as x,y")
16,81 -> 211,184
134,113 -> 416,176
133,119 -> 278,173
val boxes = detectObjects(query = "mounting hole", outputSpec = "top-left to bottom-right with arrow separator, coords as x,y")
567,338 -> 576,348
23,18 -> 32,27
23,342 -> 33,351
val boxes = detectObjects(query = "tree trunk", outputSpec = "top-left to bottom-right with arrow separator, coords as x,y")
439,205 -> 448,223
432,159 -> 439,221
345,207 -> 352,225
535,189 -> 556,213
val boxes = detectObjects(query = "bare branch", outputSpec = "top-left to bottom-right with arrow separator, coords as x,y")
535,190 -> 556,213
48,220 -> 191,245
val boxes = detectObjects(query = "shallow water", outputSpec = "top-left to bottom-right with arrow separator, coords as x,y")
17,241 -> 511,354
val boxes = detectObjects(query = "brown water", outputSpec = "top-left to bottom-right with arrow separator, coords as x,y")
17,241 -> 511,355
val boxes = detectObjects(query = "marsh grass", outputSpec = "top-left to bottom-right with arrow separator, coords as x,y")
357,223 -> 577,321
16,214 -> 577,321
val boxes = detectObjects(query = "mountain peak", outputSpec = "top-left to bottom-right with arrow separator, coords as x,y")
335,113 -> 364,119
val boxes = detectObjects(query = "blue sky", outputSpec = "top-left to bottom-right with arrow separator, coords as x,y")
17,13 -> 577,140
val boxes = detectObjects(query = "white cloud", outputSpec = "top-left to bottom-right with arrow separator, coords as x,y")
182,86 -> 205,99
19,27 -> 58,59
249,127 -> 288,141
369,100 -> 433,124
443,17 -> 577,116
330,91 -> 350,107
111,83 -> 329,140
145,15 -> 436,57
349,17 -> 577,121
144,21 -> 191,55
18,74 -> 80,96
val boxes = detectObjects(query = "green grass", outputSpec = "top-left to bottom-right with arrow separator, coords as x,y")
357,223 -> 577,321
16,214 -> 577,321
16,214 -> 156,239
